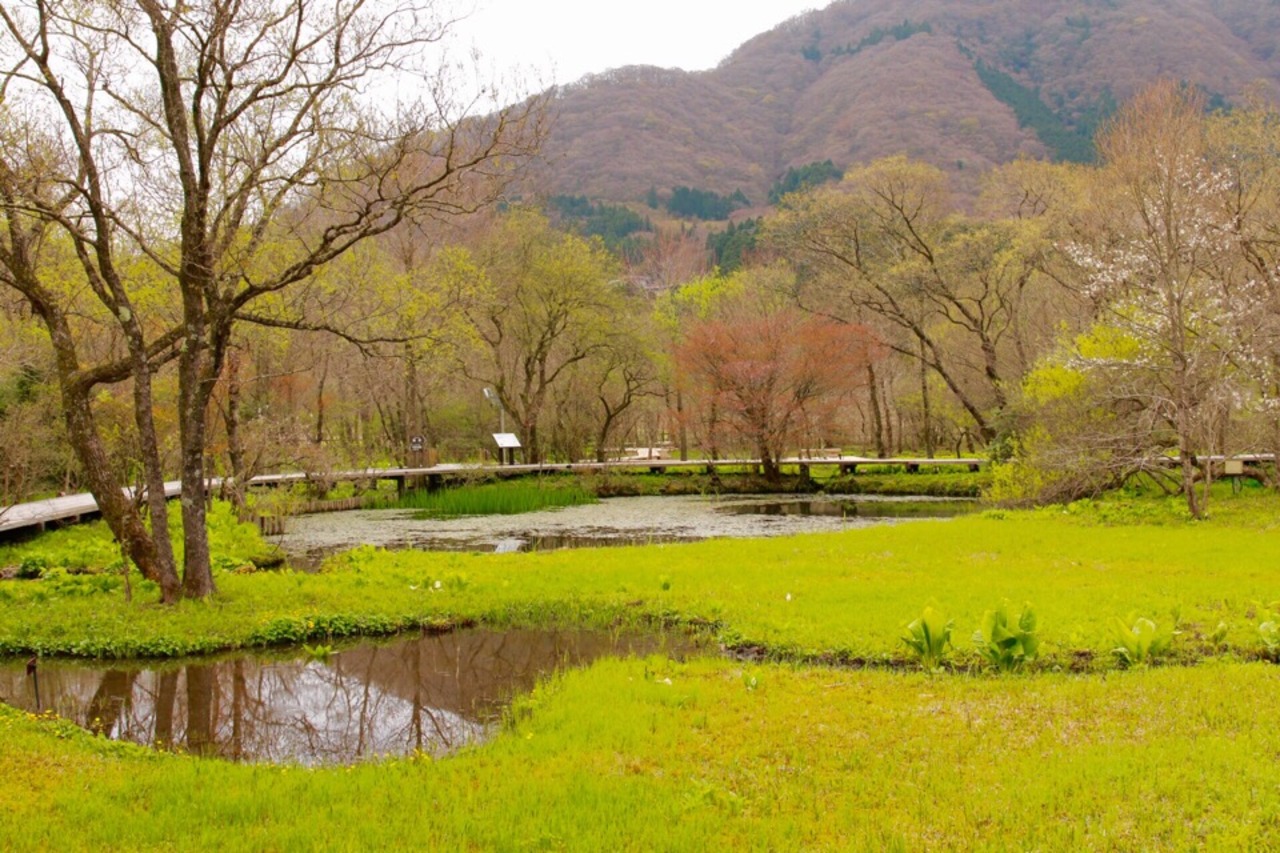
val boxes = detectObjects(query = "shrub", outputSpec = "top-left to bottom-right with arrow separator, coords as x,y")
16,556 -> 47,580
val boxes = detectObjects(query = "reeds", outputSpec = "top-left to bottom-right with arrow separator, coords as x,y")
381,480 -> 598,517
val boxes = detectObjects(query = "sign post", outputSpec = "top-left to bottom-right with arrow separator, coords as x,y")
1224,458 -> 1244,494
493,432 -> 521,466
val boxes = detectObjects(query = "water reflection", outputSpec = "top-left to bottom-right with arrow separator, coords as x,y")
289,531 -> 703,568
719,498 -> 976,519
0,628 -> 690,764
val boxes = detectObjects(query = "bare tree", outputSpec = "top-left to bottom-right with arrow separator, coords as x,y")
677,287 -> 878,483
766,157 -> 1055,444
0,0 -> 543,600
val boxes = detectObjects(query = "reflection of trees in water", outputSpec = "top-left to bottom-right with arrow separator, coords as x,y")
86,669 -> 137,737
0,629 -> 675,763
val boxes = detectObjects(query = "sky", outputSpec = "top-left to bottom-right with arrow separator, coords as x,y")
448,0 -> 824,90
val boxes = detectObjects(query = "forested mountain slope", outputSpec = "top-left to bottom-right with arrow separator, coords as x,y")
528,0 -> 1280,203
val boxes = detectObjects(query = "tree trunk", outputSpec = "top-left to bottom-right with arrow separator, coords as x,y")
1180,449 -> 1203,519
131,354 -> 180,599
882,375 -> 895,455
867,363 -> 886,458
595,411 -> 616,464
222,351 -> 248,513
314,353 -> 329,445
676,387 -> 689,461
980,337 -> 1008,410
60,374 -> 182,602
178,337 -> 215,600
759,442 -> 781,484
119,300 -> 180,595
920,340 -> 934,458
524,421 -> 539,464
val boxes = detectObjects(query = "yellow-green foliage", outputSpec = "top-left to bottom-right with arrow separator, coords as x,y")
1075,323 -> 1143,362
987,429 -> 1053,504
900,604 -> 953,670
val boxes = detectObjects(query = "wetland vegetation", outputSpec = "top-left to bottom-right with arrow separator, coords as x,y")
2,478 -> 1279,849
2,4 -> 1279,846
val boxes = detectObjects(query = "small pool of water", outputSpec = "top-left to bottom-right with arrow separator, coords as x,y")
0,628 -> 697,765
271,493 -> 976,565
720,498 -> 977,519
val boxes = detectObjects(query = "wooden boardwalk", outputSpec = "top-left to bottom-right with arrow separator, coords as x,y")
0,455 -> 985,537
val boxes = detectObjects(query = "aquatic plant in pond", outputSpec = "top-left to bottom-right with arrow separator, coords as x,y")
376,480 -> 598,517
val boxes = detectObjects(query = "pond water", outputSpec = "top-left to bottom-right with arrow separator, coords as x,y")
0,494 -> 975,764
0,628 -> 696,764
270,493 -> 976,565
721,498 -> 977,519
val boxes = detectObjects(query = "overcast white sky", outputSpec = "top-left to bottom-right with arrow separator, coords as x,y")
449,0 -> 824,89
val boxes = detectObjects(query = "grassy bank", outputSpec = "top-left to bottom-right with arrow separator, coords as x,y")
2,659 -> 1278,850
1,488 -> 1278,665
2,486 -> 1279,849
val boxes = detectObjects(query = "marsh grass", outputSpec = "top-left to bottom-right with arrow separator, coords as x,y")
826,469 -> 990,497
375,479 -> 598,517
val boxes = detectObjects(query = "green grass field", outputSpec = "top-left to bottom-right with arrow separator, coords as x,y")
1,485 -> 1279,849
2,661 -> 1277,850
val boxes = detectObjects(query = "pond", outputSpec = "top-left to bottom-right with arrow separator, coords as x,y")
270,493 -> 976,565
0,628 -> 697,765
721,498 -> 977,519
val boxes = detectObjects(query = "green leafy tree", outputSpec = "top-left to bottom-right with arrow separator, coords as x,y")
453,210 -> 624,464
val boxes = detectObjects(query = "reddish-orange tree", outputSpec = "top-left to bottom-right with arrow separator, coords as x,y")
677,303 -> 879,480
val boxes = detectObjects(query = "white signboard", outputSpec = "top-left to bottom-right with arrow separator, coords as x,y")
493,433 -> 522,449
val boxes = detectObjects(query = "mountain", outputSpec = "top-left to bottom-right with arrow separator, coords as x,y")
524,0 -> 1280,206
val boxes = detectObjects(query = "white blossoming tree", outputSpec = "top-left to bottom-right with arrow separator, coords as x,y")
1060,82 -> 1254,517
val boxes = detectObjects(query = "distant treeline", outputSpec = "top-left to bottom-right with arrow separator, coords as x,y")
658,186 -> 750,221
549,195 -> 652,251
768,161 -> 842,204
805,19 -> 933,62
706,218 -> 760,273
974,61 -> 1107,164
